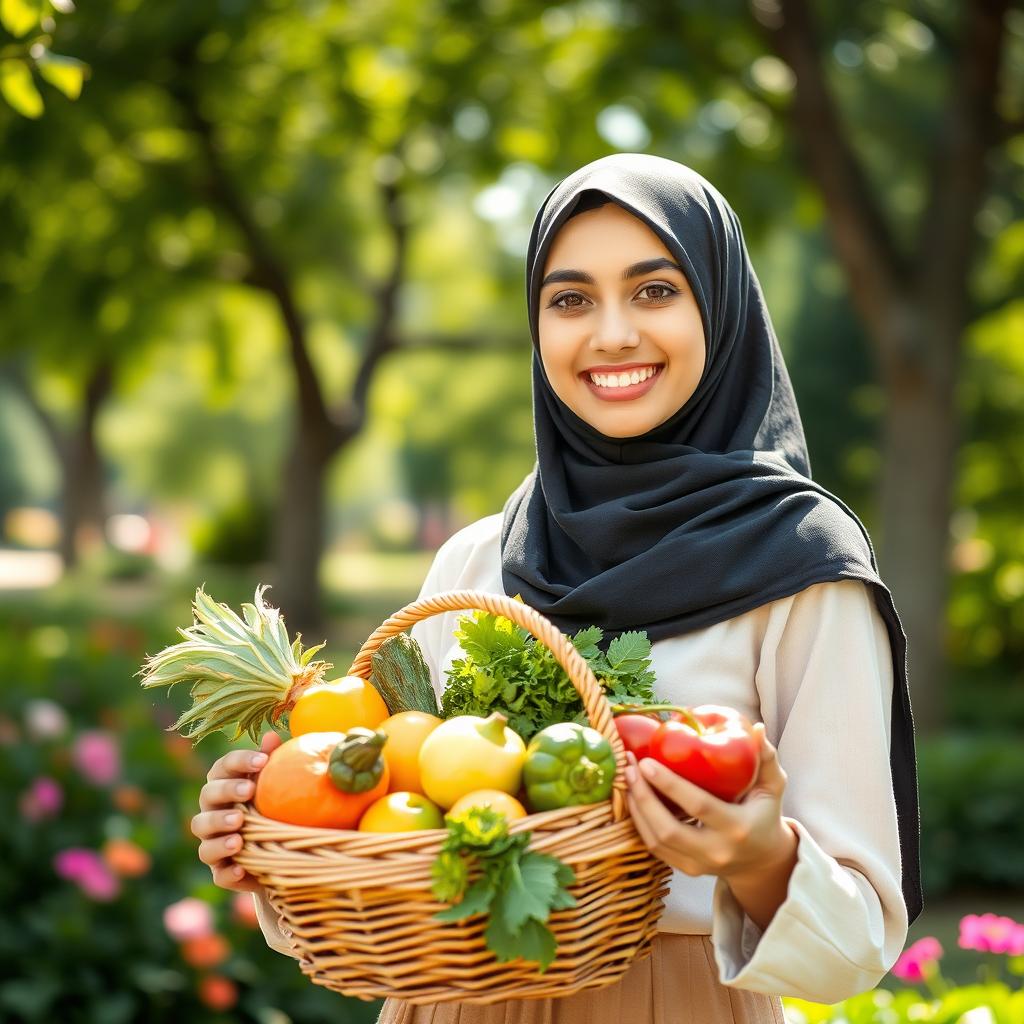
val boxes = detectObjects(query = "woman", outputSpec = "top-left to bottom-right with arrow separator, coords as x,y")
191,154 -> 922,1023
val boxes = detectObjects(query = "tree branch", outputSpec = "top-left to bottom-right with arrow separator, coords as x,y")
336,176 -> 409,445
755,0 -> 908,341
168,48 -> 335,445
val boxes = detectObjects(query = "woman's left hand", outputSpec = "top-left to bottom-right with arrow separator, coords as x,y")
624,722 -> 793,882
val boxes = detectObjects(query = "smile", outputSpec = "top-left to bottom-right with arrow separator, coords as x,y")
580,363 -> 664,402
588,365 -> 659,388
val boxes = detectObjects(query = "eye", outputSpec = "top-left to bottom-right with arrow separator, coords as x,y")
547,291 -> 589,310
637,283 -> 677,302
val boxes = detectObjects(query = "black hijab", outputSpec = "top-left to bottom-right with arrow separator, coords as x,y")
500,153 -> 922,924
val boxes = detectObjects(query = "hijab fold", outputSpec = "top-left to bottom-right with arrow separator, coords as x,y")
500,153 -> 922,924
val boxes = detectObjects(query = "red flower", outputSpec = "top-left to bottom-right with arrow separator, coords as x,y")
197,974 -> 238,1011
181,933 -> 231,969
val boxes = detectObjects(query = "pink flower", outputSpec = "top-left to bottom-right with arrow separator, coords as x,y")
891,936 -> 943,983
24,699 -> 69,740
163,897 -> 214,942
19,776 -> 64,821
72,730 -> 121,785
959,913 -> 1024,954
231,891 -> 259,929
53,847 -> 121,902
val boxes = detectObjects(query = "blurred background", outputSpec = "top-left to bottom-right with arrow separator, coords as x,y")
1,1 -> 1021,1021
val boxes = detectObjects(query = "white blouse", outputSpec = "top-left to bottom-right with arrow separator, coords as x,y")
255,512 -> 909,1004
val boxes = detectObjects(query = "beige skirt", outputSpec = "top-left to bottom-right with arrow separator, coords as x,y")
375,933 -> 785,1024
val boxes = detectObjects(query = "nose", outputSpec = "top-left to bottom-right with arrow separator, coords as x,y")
591,304 -> 640,353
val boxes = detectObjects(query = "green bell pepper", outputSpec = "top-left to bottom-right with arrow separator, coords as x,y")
522,722 -> 616,811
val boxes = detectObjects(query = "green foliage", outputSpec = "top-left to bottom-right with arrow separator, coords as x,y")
918,733 -> 1024,899
441,608 -> 656,741
190,498 -> 272,567
0,0 -> 88,118
784,982 -> 1024,1023
0,602 -> 379,1022
430,806 -> 575,971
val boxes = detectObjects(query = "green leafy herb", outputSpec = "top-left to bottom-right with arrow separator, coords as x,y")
430,807 -> 576,971
441,609 -> 656,741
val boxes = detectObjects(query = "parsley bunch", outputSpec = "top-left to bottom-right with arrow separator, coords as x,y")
441,608 -> 657,741
431,807 -> 576,971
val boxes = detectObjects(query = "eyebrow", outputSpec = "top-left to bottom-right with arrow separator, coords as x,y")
540,257 -> 685,289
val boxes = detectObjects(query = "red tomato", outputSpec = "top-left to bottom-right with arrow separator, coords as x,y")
649,704 -> 759,803
613,714 -> 662,762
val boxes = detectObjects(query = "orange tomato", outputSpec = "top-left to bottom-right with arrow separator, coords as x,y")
357,792 -> 444,832
288,676 -> 389,737
446,789 -> 528,823
254,732 -> 389,829
378,711 -> 443,794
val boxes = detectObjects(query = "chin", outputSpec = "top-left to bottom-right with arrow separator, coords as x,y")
589,414 -> 659,439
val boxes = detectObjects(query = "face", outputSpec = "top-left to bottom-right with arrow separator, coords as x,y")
537,202 -> 706,439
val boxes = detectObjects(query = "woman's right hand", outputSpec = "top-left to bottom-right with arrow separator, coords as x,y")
192,729 -> 283,894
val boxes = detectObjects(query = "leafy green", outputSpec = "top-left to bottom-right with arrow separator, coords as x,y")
441,610 -> 657,741
430,808 -> 576,971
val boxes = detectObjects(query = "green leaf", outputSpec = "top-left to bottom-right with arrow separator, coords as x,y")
485,914 -> 558,971
433,876 -> 494,922
499,853 -> 560,933
607,631 -> 651,668
0,60 -> 43,118
1,0 -> 41,37
35,51 -> 87,100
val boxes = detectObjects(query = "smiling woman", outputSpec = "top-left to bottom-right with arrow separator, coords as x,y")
537,202 -> 706,439
220,153 -> 922,1024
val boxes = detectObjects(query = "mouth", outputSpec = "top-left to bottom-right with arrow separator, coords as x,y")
580,363 -> 664,402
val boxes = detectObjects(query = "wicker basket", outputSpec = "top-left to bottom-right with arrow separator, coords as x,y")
234,590 -> 673,1006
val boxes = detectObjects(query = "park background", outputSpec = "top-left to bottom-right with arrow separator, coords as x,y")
1,1 -> 1022,1021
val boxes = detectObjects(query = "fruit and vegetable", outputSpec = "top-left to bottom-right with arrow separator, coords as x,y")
521,723 -> 615,812
612,701 -> 761,803
417,711 -> 526,809
140,586 -> 763,968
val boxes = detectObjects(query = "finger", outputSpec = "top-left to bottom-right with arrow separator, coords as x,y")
211,860 -> 259,892
191,808 -> 245,839
628,761 -> 714,856
260,730 -> 284,755
206,748 -> 270,783
198,833 -> 243,866
636,758 -> 734,830
199,777 -> 256,812
748,724 -> 787,795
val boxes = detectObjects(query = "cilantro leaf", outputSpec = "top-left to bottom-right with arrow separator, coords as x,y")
443,610 -> 656,741
433,876 -> 495,922
430,808 -> 575,971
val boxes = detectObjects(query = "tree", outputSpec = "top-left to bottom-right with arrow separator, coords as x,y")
755,0 -> 1019,733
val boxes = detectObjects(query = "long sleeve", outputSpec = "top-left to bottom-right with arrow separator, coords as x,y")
253,890 -> 301,959
710,580 -> 908,1003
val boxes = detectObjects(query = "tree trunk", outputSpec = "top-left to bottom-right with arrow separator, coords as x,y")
58,361 -> 113,569
876,312 -> 960,736
272,417 -> 335,636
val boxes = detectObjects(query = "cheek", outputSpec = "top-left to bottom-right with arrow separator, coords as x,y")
538,324 -> 580,383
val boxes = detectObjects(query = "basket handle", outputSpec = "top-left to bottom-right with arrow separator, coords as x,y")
347,589 -> 629,823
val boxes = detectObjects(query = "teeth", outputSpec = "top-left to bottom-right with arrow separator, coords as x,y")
589,366 -> 658,388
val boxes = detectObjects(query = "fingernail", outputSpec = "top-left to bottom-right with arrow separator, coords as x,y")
226,836 -> 240,850
640,760 -> 657,779
250,753 -> 267,768
235,781 -> 251,796
625,766 -> 637,784
233,866 -> 244,878
226,812 -> 241,826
